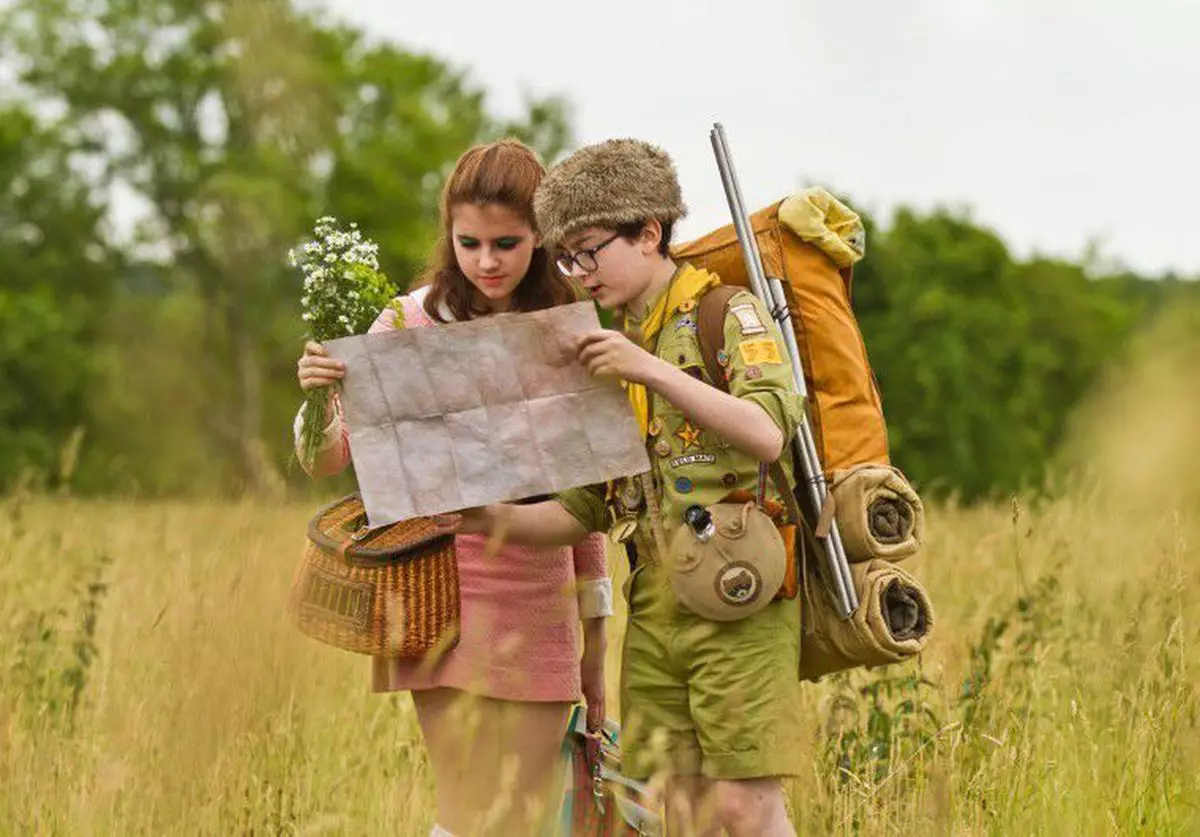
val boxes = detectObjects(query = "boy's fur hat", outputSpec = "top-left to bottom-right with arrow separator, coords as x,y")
534,138 -> 688,246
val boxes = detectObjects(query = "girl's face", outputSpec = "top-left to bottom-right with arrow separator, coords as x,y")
450,202 -> 537,311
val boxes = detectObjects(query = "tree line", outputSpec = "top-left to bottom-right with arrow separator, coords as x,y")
2,0 -> 1194,502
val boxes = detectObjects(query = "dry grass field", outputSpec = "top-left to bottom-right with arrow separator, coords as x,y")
2,313 -> 1197,835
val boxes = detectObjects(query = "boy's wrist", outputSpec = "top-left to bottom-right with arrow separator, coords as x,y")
459,504 -> 504,536
640,354 -> 675,392
483,504 -> 509,535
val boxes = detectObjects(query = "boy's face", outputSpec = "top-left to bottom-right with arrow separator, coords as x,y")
559,225 -> 657,311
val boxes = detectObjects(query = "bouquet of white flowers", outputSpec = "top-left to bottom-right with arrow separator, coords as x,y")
289,216 -> 397,466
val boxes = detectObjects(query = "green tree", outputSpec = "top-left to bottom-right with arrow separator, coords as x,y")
1,0 -> 570,494
854,207 -> 1156,500
0,105 -> 115,489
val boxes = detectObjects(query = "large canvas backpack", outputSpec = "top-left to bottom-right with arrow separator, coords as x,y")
673,188 -> 934,680
671,187 -> 888,474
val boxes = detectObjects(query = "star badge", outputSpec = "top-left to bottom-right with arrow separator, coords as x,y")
674,420 -> 703,452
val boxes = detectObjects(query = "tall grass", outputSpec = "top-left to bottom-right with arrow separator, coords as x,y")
2,309 -> 1197,835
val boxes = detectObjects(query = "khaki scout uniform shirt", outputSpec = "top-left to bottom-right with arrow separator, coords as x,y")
558,279 -> 806,557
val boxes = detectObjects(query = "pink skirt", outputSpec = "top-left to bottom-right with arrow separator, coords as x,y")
372,534 -> 585,702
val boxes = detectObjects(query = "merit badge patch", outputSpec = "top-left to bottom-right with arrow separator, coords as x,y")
669,453 -> 717,469
674,420 -> 704,452
737,338 -> 783,366
729,303 -> 768,336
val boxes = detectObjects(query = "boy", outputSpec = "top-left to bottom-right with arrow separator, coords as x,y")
446,139 -> 806,836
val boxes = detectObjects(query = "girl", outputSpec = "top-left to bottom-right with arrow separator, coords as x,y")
294,140 -> 611,837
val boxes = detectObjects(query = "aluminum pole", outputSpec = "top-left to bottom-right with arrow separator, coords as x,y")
710,122 -> 859,618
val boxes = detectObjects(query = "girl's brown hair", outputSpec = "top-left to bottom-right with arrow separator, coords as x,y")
421,139 -> 576,322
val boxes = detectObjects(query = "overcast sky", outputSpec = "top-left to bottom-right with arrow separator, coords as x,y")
318,0 -> 1199,277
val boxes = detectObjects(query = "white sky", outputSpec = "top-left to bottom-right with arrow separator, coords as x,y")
320,0 -> 1200,277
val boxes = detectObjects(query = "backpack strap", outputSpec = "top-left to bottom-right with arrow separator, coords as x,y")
695,286 -> 802,526
696,285 -> 740,394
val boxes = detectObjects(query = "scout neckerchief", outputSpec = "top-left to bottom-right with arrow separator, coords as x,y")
610,264 -> 719,554
622,264 -> 721,437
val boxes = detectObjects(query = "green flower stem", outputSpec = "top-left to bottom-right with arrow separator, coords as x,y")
299,386 -> 337,468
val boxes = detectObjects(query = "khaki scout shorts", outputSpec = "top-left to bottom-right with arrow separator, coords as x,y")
618,560 -> 805,781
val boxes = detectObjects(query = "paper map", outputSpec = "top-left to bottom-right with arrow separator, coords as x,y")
324,301 -> 649,527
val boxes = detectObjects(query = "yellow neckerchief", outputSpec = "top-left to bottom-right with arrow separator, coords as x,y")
622,264 -> 721,437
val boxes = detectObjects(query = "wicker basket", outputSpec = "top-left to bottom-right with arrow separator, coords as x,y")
290,494 -> 460,658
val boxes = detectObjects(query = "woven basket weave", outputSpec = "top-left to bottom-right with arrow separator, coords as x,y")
290,494 -> 460,658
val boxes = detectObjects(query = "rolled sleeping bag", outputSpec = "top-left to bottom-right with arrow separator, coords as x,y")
798,558 -> 934,682
829,464 -> 924,562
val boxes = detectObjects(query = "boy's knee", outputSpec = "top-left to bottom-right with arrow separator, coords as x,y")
713,778 -> 784,830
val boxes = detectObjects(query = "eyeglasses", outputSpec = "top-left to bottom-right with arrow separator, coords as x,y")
554,233 -> 620,277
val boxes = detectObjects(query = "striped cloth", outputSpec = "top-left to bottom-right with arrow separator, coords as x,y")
555,705 -> 662,836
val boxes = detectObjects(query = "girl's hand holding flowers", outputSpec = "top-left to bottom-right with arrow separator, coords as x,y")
297,341 -> 346,391
290,216 -> 396,465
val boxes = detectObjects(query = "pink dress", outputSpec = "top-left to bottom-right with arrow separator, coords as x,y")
296,289 -> 611,703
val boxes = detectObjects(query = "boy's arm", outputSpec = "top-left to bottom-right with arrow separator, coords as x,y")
443,492 -> 597,547
578,290 -> 801,462
714,290 -> 806,450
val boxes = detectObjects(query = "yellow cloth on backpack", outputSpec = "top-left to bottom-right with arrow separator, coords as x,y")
624,265 -> 721,437
778,186 -> 866,269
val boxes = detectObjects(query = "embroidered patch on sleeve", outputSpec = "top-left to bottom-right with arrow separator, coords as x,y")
729,303 -> 768,336
737,338 -> 783,366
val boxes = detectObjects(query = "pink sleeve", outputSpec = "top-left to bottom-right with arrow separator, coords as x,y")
572,532 -> 609,582
369,305 -> 401,334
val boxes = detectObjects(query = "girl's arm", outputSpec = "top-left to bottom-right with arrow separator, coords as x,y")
572,533 -> 613,620
573,533 -> 611,732
294,302 -> 406,477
